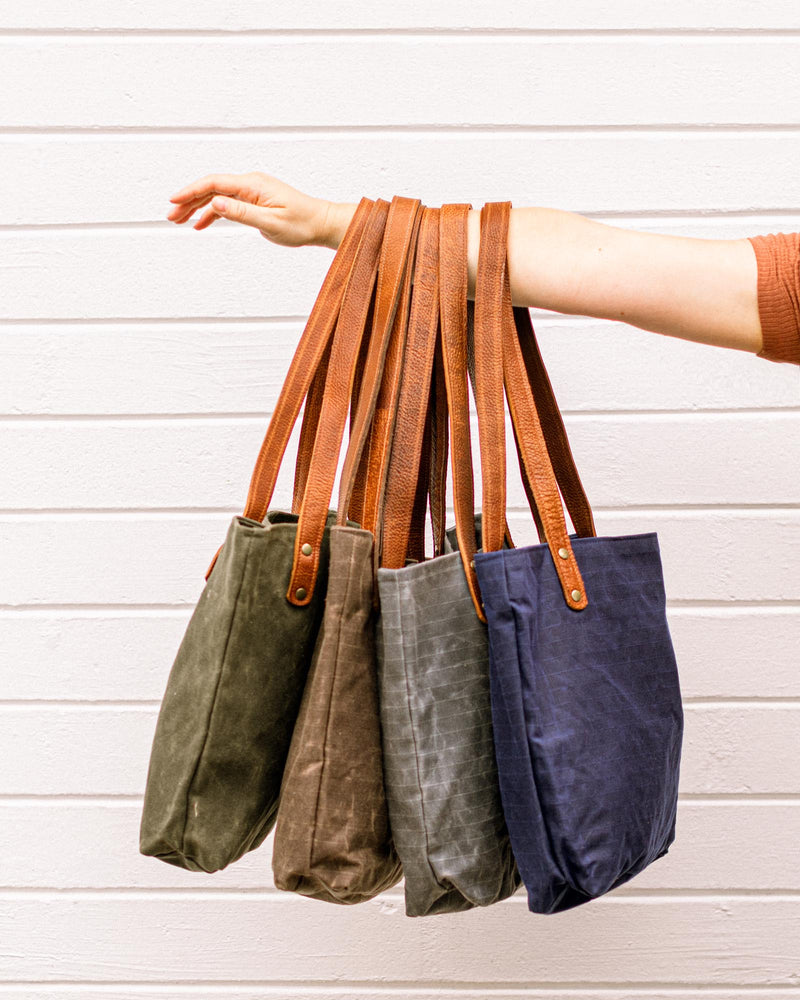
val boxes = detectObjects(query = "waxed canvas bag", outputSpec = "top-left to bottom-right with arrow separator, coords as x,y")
139,197 -> 390,873
470,201 -> 684,915
375,204 -> 520,917
270,196 -> 424,903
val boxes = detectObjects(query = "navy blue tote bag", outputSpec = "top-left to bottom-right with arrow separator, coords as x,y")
470,201 -> 684,915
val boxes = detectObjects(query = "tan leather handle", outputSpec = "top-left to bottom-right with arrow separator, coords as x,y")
439,202 -> 485,619
291,339 -> 331,514
357,205 -> 424,586
483,200 -> 588,611
335,196 -> 423,527
513,304 -> 596,539
429,327 -> 449,558
380,206 -> 442,570
472,203 -> 508,556
284,198 -> 391,605
203,195 -> 377,580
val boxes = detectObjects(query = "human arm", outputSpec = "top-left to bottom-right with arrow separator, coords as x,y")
168,172 -> 800,362
321,201 -> 763,356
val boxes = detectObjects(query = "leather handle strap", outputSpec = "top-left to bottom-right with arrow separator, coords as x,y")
472,203 -> 508,556
439,202 -> 485,619
204,195 -> 377,580
335,195 -> 423,526
484,201 -> 589,611
380,206 -> 442,570
285,198 -> 391,605
291,338 -> 331,514
465,301 -> 516,551
513,305 -> 596,538
356,198 -> 419,536
429,326 -> 449,558
407,389 -> 434,564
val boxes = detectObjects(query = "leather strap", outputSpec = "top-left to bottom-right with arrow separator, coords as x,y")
291,338 -> 331,514
407,390 -> 434,564
344,293 -> 377,523
483,201 -> 588,611
472,203 -> 507,556
439,203 -> 484,618
335,196 -> 422,527
204,195 -> 377,580
513,305 -> 596,538
380,206 -> 442,570
429,327 -> 449,558
285,198 -> 391,605
358,207 -> 423,584
465,301 -> 515,550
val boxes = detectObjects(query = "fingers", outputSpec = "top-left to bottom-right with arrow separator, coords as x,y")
169,173 -> 251,204
192,204 -> 226,230
209,196 -> 271,231
166,194 -> 214,224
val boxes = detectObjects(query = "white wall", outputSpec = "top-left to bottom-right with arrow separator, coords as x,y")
1,2 -> 799,997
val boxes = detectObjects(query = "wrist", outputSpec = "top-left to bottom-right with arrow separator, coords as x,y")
314,201 -> 358,250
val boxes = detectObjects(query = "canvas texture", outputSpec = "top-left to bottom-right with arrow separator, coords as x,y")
474,531 -> 684,915
271,526 -> 403,903
139,511 -> 334,873
376,548 -> 521,917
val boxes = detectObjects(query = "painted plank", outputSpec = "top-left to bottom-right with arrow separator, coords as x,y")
0,703 -> 798,796
2,217 -> 799,320
0,991 -> 797,1000
3,607 -> 797,702
1,800 -> 799,891
1,39 -> 800,130
4,0 -> 800,31
3,133 -> 800,226
0,511 -> 798,606
0,413 -> 797,510
0,895 -> 797,984
3,320 -> 798,416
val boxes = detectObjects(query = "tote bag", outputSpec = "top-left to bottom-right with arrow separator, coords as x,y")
375,204 -> 520,917
139,196 -> 390,872
270,195 -> 423,902
471,200 -> 684,915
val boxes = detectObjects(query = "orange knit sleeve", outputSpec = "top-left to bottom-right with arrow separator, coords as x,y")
746,232 -> 800,366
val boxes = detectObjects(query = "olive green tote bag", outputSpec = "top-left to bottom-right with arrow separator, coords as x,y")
139,196 -> 389,873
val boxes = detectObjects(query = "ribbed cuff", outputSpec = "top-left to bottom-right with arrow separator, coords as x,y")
746,233 -> 800,366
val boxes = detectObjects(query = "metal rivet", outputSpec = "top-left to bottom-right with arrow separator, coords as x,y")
570,589 -> 582,602
469,560 -> 475,569
301,543 -> 312,556
295,587 -> 307,601
558,547 -> 569,560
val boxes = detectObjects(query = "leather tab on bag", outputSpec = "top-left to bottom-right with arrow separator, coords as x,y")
286,199 -> 390,605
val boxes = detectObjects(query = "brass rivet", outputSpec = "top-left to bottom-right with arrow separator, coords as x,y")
469,560 -> 475,569
570,589 -> 582,602
295,587 -> 307,601
558,547 -> 569,560
301,543 -> 312,556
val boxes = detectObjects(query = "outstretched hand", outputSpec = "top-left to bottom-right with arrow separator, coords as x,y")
165,171 -> 335,248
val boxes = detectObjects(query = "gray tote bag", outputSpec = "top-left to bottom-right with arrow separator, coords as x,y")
375,204 -> 520,916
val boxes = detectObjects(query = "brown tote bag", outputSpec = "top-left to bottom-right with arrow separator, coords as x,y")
270,195 -> 424,903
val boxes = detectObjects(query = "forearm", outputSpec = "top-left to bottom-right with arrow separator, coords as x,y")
320,201 -> 763,355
